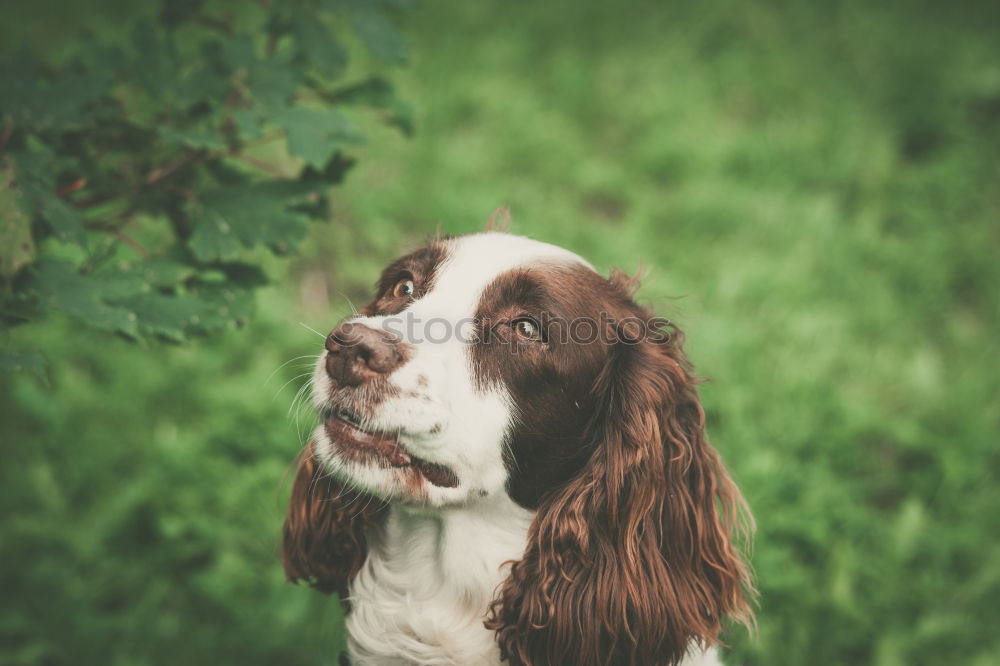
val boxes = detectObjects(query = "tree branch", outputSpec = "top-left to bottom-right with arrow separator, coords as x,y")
145,150 -> 207,186
230,152 -> 290,178
56,178 -> 88,197
88,223 -> 150,258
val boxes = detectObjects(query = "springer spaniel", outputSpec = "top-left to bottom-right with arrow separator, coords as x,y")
283,229 -> 754,666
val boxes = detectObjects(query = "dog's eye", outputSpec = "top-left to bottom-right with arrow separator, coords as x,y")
513,317 -> 543,342
392,278 -> 415,298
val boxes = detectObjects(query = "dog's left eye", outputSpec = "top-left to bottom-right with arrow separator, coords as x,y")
392,278 -> 415,298
513,317 -> 543,342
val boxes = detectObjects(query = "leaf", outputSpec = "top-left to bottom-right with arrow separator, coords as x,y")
218,33 -> 258,72
217,263 -> 269,288
38,198 -> 87,246
345,0 -> 409,64
188,209 -> 244,262
329,77 -> 414,135
0,349 -> 48,384
159,0 -> 209,27
27,259 -> 249,342
9,137 -> 57,204
230,109 -> 264,142
175,63 -> 229,109
75,34 -> 127,80
248,56 -> 303,109
110,258 -> 197,288
188,180 -> 318,261
299,152 -> 356,187
30,261 -> 139,337
187,281 -> 256,332
221,35 -> 302,109
158,125 -> 227,151
291,9 -> 348,76
113,292 -> 208,342
8,142 -> 87,247
129,21 -> 178,99
0,49 -> 113,131
277,107 -> 365,169
0,162 -> 36,280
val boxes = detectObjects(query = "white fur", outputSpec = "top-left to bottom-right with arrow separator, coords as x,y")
309,232 -> 725,666
345,499 -> 723,666
346,496 -> 533,665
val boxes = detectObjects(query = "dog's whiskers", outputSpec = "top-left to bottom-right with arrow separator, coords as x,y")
266,354 -> 320,387
299,322 -> 326,339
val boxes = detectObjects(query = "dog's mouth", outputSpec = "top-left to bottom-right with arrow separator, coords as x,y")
323,407 -> 459,489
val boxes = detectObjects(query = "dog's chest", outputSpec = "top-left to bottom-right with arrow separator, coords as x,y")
344,504 -> 531,666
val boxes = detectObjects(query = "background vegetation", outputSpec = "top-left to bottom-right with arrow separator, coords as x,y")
2,0 -> 999,664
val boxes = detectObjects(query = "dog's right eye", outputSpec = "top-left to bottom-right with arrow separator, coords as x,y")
392,277 -> 415,298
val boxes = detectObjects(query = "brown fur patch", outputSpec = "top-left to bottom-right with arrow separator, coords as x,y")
281,444 -> 388,599
472,263 -> 755,665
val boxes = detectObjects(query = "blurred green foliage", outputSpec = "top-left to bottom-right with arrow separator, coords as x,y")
2,0 -> 999,665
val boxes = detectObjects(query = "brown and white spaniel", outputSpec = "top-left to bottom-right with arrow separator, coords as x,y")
283,229 -> 754,666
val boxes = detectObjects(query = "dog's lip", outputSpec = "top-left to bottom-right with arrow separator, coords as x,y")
325,410 -> 411,466
323,409 -> 459,488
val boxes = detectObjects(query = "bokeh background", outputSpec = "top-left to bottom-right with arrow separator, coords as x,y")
3,0 -> 999,664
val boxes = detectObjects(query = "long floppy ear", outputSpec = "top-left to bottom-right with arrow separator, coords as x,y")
282,442 -> 387,600
488,321 -> 754,666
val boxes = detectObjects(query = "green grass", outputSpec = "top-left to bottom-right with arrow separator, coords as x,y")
3,0 -> 1000,664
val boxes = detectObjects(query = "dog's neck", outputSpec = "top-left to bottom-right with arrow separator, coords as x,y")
343,495 -> 723,666
344,494 -> 533,665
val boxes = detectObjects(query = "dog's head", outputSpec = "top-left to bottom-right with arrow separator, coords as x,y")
283,230 -> 753,665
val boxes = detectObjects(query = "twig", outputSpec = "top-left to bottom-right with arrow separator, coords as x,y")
92,226 -> 150,258
241,129 -> 286,149
56,177 -> 88,197
230,152 -> 289,177
144,150 -> 205,186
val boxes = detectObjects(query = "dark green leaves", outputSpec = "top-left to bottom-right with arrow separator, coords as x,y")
0,49 -> 114,131
0,0 -> 411,364
24,258 -> 258,343
278,107 -> 365,169
39,198 -> 88,246
329,77 -> 415,136
344,0 -> 410,64
188,180 -> 320,262
291,9 -> 348,76
31,261 -> 140,337
0,348 -> 47,383
0,162 -> 36,280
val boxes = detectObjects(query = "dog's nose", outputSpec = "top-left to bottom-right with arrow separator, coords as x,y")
325,322 -> 404,386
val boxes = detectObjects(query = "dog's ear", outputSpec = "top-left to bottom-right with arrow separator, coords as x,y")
282,442 -> 386,599
484,206 -> 512,231
488,320 -> 754,666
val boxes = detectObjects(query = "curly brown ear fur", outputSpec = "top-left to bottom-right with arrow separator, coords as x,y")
487,318 -> 754,666
282,443 -> 387,599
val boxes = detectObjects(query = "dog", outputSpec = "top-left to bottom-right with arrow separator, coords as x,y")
283,229 -> 754,665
